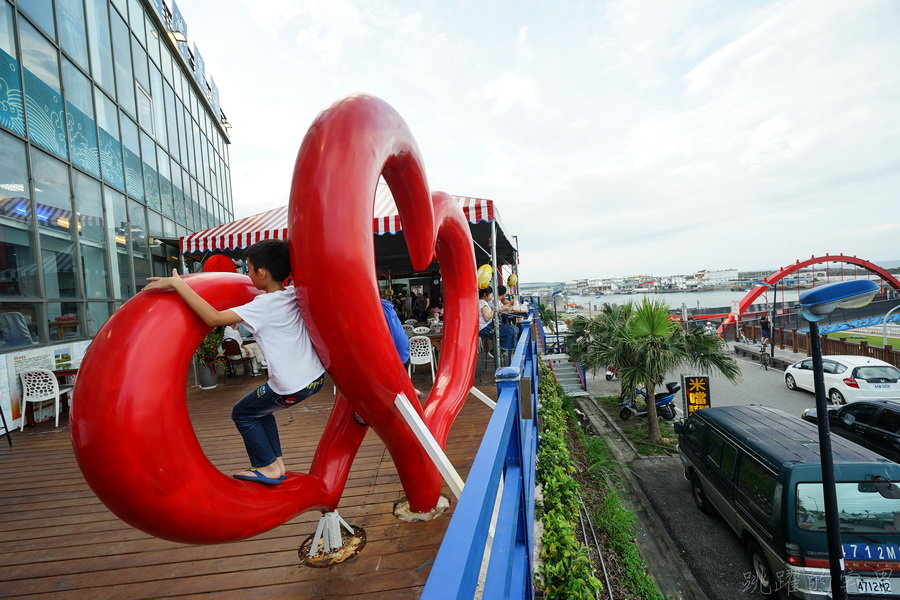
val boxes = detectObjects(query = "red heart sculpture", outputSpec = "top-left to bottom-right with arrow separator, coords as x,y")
70,94 -> 478,543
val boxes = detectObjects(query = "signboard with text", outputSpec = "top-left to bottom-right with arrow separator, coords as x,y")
682,375 -> 711,415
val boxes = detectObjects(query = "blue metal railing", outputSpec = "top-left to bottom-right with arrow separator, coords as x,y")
422,314 -> 539,599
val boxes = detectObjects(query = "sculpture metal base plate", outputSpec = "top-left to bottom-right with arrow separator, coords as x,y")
393,494 -> 451,522
298,525 -> 366,567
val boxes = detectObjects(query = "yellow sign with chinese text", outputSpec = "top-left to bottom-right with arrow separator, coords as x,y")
683,375 -> 711,415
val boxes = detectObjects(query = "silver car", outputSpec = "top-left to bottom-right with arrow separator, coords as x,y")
784,354 -> 900,405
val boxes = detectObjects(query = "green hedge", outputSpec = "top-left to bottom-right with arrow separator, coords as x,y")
536,364 -> 603,599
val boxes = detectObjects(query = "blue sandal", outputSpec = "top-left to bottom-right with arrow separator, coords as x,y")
233,468 -> 283,485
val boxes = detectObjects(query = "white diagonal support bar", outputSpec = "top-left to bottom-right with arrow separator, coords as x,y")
469,386 -> 496,410
310,510 -> 355,555
394,393 -> 465,498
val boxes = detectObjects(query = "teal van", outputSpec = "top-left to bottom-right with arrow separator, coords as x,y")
675,405 -> 900,599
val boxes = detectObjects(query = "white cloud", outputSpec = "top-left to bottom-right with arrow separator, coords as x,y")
482,73 -> 538,116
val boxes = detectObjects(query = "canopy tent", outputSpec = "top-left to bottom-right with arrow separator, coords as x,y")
178,184 -> 517,276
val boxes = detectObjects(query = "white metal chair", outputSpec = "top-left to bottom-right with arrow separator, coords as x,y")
408,336 -> 436,382
402,323 -> 415,334
19,369 -> 72,431
413,326 -> 430,335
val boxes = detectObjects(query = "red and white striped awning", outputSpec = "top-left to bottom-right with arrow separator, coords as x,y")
181,183 -> 510,254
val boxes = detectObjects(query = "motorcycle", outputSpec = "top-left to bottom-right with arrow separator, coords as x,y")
618,381 -> 681,421
605,364 -> 618,381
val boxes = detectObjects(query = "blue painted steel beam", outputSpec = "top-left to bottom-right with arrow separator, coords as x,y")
421,389 -> 517,598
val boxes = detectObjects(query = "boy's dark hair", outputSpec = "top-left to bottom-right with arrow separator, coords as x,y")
497,285 -> 507,296
245,239 -> 291,281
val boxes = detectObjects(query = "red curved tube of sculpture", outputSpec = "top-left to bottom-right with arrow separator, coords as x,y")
70,93 -> 478,543
291,94 -> 478,512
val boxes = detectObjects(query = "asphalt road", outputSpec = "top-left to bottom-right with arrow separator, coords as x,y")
596,350 -> 816,600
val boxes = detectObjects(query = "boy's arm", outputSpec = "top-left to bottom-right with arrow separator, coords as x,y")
145,269 -> 241,327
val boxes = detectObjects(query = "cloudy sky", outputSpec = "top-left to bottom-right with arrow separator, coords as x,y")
181,0 -> 899,282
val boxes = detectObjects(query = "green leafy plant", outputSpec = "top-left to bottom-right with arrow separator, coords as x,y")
536,363 -> 603,599
567,298 -> 740,442
195,327 -> 225,368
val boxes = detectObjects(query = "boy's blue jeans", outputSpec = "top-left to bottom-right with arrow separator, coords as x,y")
231,375 -> 325,468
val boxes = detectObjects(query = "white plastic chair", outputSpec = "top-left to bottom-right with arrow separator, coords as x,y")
404,319 -> 417,325
408,336 -> 436,382
19,369 -> 73,431
402,323 -> 415,334
413,326 -> 430,335
430,322 -> 443,334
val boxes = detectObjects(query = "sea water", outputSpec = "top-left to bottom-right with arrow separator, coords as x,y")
565,289 -> 781,312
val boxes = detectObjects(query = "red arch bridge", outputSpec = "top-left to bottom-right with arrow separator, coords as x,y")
698,254 -> 900,336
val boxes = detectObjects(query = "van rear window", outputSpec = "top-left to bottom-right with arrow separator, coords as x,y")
797,482 -> 900,534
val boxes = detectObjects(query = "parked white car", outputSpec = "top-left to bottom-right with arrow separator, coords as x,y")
784,355 -> 900,405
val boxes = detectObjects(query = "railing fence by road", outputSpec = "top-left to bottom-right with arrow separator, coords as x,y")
736,323 -> 900,368
422,313 -> 538,599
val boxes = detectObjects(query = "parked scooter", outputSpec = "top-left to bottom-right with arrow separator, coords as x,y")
618,381 -> 681,421
605,365 -> 618,381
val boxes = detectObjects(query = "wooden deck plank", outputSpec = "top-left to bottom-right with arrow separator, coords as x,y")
0,371 -> 496,598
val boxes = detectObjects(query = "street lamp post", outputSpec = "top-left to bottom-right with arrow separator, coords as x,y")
798,279 -> 880,600
551,291 -> 563,353
883,304 -> 900,348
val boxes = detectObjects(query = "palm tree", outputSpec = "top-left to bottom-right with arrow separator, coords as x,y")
568,298 -> 740,442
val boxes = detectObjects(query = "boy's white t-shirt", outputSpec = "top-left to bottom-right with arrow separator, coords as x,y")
232,287 -> 325,395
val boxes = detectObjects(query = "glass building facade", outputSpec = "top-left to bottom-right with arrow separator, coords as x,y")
0,0 -> 232,355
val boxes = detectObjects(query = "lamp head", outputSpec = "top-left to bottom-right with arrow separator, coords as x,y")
797,280 -> 879,322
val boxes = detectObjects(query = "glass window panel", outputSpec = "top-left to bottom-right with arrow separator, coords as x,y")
140,130 -> 159,210
126,0 -> 144,44
47,301 -> 82,340
18,0 -> 56,38
109,9 -> 134,116
136,83 -> 152,133
159,38 -> 172,83
0,3 -> 26,136
62,60 -> 100,177
144,14 -> 160,67
56,0 -> 88,69
109,0 -> 126,22
158,146 -> 173,218
176,98 -> 187,165
103,185 -> 130,298
164,82 -> 178,156
1,302 -> 43,347
73,171 -> 109,298
150,65 -> 166,147
95,88 -> 124,190
147,206 -> 162,236
33,151 -> 78,299
0,131 -> 39,298
128,199 -> 148,289
171,160 -> 184,225
84,301 -> 111,335
130,34 -> 148,90
163,217 -> 175,237
120,114 -> 143,200
84,0 -> 114,92
19,19 -> 68,159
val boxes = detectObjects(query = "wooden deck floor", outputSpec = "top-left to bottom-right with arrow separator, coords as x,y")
0,370 -> 496,599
